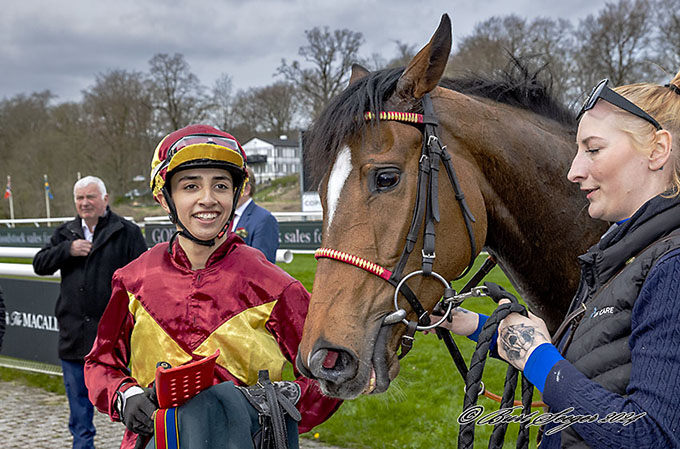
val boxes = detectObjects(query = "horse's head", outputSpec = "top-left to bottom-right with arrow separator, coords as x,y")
297,15 -> 489,399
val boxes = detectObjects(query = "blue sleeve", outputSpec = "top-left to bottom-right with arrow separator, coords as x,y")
541,249 -> 680,448
467,313 -> 488,342
249,208 -> 280,264
467,314 -> 499,356
523,343 -> 563,393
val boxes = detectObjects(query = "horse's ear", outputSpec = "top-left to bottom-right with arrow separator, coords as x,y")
349,64 -> 370,85
395,14 -> 451,100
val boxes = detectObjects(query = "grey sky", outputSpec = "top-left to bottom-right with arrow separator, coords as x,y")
1,0 -> 611,103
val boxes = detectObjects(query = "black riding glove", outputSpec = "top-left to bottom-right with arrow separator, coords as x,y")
121,386 -> 158,436
483,281 -> 519,304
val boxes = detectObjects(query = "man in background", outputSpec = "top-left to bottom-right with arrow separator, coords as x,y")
33,176 -> 147,449
231,167 -> 279,263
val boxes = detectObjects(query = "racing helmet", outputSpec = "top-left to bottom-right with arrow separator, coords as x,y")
149,124 -> 248,246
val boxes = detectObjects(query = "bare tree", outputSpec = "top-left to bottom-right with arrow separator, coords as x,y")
0,91 -> 58,218
448,15 -> 576,103
278,27 -> 364,118
253,82 -> 301,135
573,0 -> 655,95
148,53 -> 211,131
82,70 -> 155,197
655,0 -> 680,74
211,73 -> 238,132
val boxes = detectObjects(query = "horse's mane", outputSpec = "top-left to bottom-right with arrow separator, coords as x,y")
305,63 -> 575,185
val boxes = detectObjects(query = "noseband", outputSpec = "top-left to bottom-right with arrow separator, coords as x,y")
315,93 -> 479,356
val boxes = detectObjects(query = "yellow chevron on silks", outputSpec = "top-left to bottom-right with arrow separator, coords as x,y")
129,292 -> 192,388
128,293 -> 286,387
194,300 -> 286,386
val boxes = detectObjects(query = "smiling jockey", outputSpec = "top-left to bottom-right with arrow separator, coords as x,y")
84,124 -> 340,449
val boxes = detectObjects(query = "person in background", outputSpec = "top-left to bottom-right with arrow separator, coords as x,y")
33,176 -> 147,449
231,167 -> 280,263
84,125 -> 340,449
437,72 -> 680,447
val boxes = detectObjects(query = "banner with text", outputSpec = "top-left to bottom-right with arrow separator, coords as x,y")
145,221 -> 323,250
0,278 -> 61,365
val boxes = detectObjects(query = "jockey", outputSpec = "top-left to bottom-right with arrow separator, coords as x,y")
84,124 -> 340,449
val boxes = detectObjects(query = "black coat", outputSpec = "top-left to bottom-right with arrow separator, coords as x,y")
33,209 -> 147,361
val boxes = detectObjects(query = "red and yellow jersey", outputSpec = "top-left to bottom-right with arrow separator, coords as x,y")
84,234 -> 340,448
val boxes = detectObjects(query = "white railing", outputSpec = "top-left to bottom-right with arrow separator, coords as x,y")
143,212 -> 322,224
0,262 -> 59,279
0,246 -> 293,271
0,217 -> 74,228
1,216 -> 137,228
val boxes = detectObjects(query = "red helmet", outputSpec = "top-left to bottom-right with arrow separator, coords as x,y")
149,124 -> 249,247
150,124 -> 248,199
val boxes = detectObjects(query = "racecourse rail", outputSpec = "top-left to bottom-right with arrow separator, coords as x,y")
0,213 -> 321,375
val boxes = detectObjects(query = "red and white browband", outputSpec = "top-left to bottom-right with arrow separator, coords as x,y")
315,248 -> 393,281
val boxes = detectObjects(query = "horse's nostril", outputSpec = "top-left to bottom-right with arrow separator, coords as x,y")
322,350 -> 339,369
309,347 -> 358,383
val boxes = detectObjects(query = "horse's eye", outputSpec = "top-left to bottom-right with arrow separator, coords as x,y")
375,170 -> 400,191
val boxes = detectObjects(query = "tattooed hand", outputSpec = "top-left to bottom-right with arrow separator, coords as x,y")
496,299 -> 551,371
425,307 -> 479,336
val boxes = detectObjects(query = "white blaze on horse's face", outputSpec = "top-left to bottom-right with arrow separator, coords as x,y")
326,146 -> 352,231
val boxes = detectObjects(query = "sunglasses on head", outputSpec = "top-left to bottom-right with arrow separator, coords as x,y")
577,78 -> 662,131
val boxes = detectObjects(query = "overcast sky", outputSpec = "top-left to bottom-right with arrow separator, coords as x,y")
1,0 -> 612,103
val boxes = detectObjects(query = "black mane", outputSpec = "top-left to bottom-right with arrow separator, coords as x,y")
305,64 -> 575,185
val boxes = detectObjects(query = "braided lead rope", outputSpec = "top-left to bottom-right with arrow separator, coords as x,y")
458,301 -> 533,449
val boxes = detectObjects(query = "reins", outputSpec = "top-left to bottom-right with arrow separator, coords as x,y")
314,93 -> 539,448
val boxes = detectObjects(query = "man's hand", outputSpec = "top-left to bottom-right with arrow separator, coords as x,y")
121,387 -> 158,436
496,299 -> 551,371
69,239 -> 92,257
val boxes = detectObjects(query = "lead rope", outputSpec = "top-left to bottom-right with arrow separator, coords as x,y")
458,298 -> 533,449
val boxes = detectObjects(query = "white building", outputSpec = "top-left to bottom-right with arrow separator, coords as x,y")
241,135 -> 301,183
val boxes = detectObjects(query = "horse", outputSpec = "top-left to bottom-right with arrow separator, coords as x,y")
296,14 -> 607,400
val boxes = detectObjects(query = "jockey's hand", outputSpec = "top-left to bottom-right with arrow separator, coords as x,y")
425,306 -> 480,337
122,387 -> 158,436
496,299 -> 551,371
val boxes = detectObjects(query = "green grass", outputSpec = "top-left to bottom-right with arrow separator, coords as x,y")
2,253 -> 540,448
0,366 -> 64,393
255,174 -> 299,202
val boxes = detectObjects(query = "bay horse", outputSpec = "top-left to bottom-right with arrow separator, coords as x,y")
297,14 -> 606,400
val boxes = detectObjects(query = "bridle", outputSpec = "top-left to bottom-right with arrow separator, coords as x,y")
315,93 -> 480,355
314,93 -> 538,448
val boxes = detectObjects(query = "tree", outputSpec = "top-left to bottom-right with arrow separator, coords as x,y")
655,0 -> 680,74
250,82 -> 301,135
448,15 -> 576,104
572,0 -> 656,95
148,53 -> 211,131
278,27 -> 364,118
211,73 -> 239,132
82,69 -> 155,197
0,91 -> 59,218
